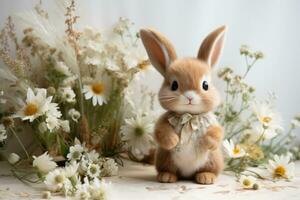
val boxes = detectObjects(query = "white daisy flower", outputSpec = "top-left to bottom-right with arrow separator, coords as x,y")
88,178 -> 111,200
0,124 -> 7,142
62,178 -> 73,196
15,88 -> 52,122
75,182 -> 90,200
67,144 -> 85,161
87,163 -> 101,179
54,61 -> 72,76
101,158 -> 118,176
32,152 -> 57,174
267,154 -> 295,180
46,102 -> 62,119
68,108 -> 81,122
58,87 -> 76,103
8,153 -> 20,165
120,114 -> 154,157
223,139 -> 246,158
250,125 -> 279,141
46,115 -> 60,132
240,175 -> 257,189
44,168 -> 66,191
86,150 -> 99,162
79,157 -> 89,174
253,102 -> 283,130
64,161 -> 79,178
60,120 -> 70,133
62,75 -> 78,86
113,17 -> 131,35
82,76 -> 110,106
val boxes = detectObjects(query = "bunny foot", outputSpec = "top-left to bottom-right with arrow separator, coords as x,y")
157,172 -> 178,183
195,172 -> 216,184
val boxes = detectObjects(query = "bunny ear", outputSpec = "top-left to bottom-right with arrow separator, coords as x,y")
140,28 -> 177,76
197,26 -> 227,67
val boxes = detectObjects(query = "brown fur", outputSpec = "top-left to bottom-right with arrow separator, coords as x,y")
140,26 -> 227,184
154,112 -> 224,183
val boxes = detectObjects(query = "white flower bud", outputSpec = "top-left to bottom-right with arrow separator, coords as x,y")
8,153 -> 20,165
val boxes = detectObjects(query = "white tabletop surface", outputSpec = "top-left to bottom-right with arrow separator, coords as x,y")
0,160 -> 299,200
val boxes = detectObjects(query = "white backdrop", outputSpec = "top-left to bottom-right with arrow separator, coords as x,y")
1,0 -> 300,130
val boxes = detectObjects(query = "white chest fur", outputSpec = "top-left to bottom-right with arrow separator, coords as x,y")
168,112 -> 218,177
172,138 -> 209,177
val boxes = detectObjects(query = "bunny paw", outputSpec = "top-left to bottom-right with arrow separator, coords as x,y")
160,134 -> 179,150
195,172 -> 216,184
200,135 -> 218,150
157,172 -> 178,183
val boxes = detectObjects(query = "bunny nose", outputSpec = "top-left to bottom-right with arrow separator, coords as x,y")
186,96 -> 193,102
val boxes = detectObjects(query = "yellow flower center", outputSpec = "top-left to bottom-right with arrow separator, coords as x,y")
233,146 -> 240,155
274,165 -> 286,177
243,179 -> 251,187
138,60 -> 150,71
262,116 -> 272,124
134,126 -> 144,137
90,165 -> 97,174
55,175 -> 64,183
91,83 -> 104,95
138,63 -> 149,71
24,103 -> 38,116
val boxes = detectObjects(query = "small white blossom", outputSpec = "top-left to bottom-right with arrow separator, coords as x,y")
67,144 -> 85,161
60,120 -> 70,133
266,154 -> 295,180
62,75 -> 78,86
120,114 -> 154,158
15,88 -> 52,122
64,161 -> 79,178
68,108 -> 81,122
223,139 -> 246,158
58,87 -> 76,103
8,153 -> 20,165
240,175 -> 257,189
44,168 -> 66,191
102,158 -> 118,176
75,182 -> 90,200
86,150 -> 99,162
253,102 -> 283,130
54,61 -> 72,76
33,152 -> 57,174
46,115 -> 60,132
88,179 -> 111,200
46,102 -> 62,119
87,163 -> 101,179
82,76 -> 110,106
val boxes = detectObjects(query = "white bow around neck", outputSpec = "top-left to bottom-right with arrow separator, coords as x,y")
168,112 -> 217,145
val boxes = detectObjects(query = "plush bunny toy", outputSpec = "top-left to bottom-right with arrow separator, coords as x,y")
140,26 -> 227,184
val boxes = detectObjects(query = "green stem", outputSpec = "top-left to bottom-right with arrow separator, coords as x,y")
244,169 -> 266,180
254,128 -> 266,145
243,57 -> 258,78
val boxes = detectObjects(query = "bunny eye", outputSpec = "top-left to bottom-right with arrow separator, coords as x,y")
171,80 -> 178,91
202,80 -> 209,91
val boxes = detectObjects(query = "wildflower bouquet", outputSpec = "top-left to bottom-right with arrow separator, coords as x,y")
0,0 -> 157,198
217,45 -> 300,189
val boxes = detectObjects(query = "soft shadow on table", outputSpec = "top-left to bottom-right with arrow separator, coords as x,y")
120,160 -> 158,182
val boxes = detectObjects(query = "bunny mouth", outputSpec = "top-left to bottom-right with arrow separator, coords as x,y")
184,103 -> 198,106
